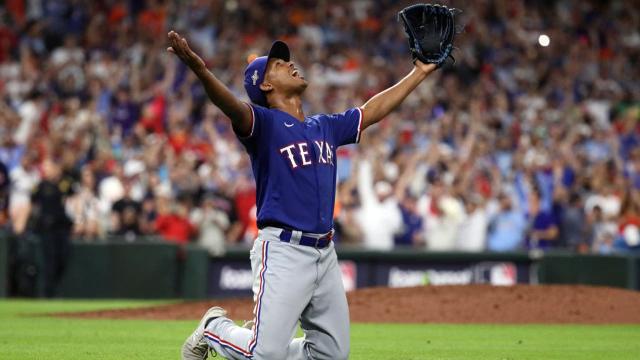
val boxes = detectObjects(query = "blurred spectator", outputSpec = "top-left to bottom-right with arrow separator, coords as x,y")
559,192 -> 591,253
155,195 -> 196,244
140,194 -> 158,235
394,193 -> 424,247
455,195 -> 488,252
66,167 -> 100,240
625,149 -> 640,189
242,204 -> 259,244
50,35 -> 83,67
190,192 -> 230,256
487,194 -> 527,252
528,190 -> 560,250
394,154 -> 425,247
418,175 -> 466,251
99,163 -> 125,218
233,175 -> 257,243
584,183 -> 621,222
29,159 -> 72,297
590,206 -> 618,254
618,191 -> 640,235
355,158 -> 402,250
111,180 -> 143,240
109,86 -> 140,137
334,179 -> 363,246
9,152 -> 39,235
616,190 -> 640,251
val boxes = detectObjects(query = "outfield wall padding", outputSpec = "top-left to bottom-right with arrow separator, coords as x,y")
58,241 -> 180,299
3,236 -> 640,298
181,245 -> 209,299
537,253 -> 637,289
205,248 -> 536,297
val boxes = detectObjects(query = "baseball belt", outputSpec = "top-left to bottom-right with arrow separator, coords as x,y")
278,229 -> 334,249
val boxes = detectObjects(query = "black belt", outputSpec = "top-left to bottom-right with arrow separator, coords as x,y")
279,229 -> 333,249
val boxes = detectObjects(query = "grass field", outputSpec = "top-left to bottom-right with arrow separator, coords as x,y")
1,300 -> 640,360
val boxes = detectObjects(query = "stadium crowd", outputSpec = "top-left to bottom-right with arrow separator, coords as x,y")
1,0 -> 639,256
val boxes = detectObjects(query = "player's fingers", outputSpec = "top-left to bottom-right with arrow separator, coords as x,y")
171,35 -> 183,49
169,32 -> 184,50
168,35 -> 178,49
175,37 -> 189,54
169,44 -> 180,56
181,39 -> 195,57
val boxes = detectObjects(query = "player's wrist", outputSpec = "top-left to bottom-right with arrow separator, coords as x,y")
412,63 -> 434,78
191,62 -> 209,76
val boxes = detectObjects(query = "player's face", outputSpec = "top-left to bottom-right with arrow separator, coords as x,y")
262,58 -> 308,96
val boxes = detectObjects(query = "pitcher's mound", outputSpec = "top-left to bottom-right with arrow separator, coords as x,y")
58,285 -> 640,324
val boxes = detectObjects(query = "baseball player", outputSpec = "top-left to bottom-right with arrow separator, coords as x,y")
169,24 -> 436,359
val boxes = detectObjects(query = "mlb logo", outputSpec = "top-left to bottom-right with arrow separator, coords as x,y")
490,263 -> 517,286
339,261 -> 357,292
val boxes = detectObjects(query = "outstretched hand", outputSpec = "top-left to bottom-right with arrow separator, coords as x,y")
167,30 -> 206,71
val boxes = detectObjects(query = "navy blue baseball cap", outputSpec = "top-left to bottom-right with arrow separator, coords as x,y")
244,40 -> 290,107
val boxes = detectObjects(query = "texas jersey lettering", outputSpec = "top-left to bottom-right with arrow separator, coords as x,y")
239,105 -> 362,234
279,140 -> 334,168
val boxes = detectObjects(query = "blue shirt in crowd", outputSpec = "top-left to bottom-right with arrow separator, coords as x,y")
487,210 -> 527,252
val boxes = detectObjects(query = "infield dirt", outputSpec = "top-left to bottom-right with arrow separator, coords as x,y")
57,285 -> 640,324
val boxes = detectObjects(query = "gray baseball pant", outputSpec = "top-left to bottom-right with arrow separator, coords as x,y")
203,227 -> 350,360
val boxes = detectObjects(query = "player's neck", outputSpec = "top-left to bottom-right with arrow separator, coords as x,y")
269,96 -> 305,121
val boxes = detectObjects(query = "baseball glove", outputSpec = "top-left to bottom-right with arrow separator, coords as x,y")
398,4 -> 459,67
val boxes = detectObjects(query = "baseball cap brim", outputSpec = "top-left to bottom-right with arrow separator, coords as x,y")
267,40 -> 290,62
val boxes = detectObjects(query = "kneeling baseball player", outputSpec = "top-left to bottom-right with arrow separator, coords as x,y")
169,4 -> 458,359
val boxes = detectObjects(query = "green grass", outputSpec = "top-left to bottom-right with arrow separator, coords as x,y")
1,300 -> 640,359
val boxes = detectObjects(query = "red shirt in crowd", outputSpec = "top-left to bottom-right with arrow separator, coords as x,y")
139,95 -> 166,134
155,214 -> 195,244
235,187 -> 256,230
619,214 -> 640,233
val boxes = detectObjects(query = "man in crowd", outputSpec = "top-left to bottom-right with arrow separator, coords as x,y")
29,159 -> 72,297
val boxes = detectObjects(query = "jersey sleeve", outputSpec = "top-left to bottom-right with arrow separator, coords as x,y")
330,107 -> 363,146
235,103 -> 271,151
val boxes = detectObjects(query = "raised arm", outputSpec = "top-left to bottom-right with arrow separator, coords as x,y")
167,31 -> 252,136
357,157 -> 378,208
360,61 -> 437,131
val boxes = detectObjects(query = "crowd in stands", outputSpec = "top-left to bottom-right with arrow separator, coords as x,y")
1,0 -> 639,255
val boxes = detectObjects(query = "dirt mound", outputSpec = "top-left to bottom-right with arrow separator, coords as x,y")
57,285 -> 640,324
